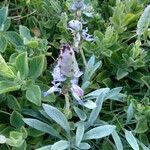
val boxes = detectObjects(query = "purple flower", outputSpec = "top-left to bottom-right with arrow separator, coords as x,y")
82,28 -> 94,41
71,84 -> 84,102
44,44 -> 84,103
68,20 -> 82,32
71,0 -> 85,11
52,64 -> 66,84
43,83 -> 60,97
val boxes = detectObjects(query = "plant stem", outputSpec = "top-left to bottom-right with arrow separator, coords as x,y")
80,47 -> 87,66
65,93 -> 70,112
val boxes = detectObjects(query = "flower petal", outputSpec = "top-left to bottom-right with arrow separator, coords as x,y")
43,85 -> 60,97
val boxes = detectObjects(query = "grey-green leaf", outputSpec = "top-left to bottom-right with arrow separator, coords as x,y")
0,7 -> 8,28
42,104 -> 70,133
126,103 -> 134,124
112,131 -> 123,150
125,130 -> 139,150
76,122 -> 84,147
73,107 -> 87,121
137,5 -> 150,37
19,25 -> 32,41
51,140 -> 69,150
86,91 -> 107,128
83,125 -> 116,140
23,118 -> 61,138
78,143 -> 91,150
36,145 -> 52,150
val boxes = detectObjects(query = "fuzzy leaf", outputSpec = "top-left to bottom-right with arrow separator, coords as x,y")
83,125 -> 116,140
73,107 -> 87,121
125,130 -> 139,150
0,54 -> 15,78
76,122 -> 84,147
15,52 -> 29,79
26,85 -> 41,106
117,68 -> 128,80
112,131 -> 123,150
19,25 -> 32,41
42,104 -> 70,133
5,31 -> 23,46
0,7 -> 8,29
29,55 -> 44,79
137,5 -> 150,36
23,118 -> 61,138
0,36 -> 7,53
51,140 -> 69,150
78,143 -> 91,149
0,81 -> 20,94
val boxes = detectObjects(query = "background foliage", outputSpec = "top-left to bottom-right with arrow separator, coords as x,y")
0,0 -> 150,149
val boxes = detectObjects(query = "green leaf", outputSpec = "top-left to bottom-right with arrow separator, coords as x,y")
83,125 -> 116,140
0,81 -> 20,94
6,131 -> 24,147
6,95 -> 21,110
5,31 -> 23,46
76,122 -> 84,147
112,131 -> 123,150
51,140 -> 69,150
19,25 -> 32,41
42,104 -> 70,133
0,7 -> 8,29
125,130 -> 139,150
26,85 -> 41,106
117,68 -> 128,80
29,55 -> 44,79
135,116 -> 148,133
23,118 -> 61,138
15,52 -> 29,79
12,141 -> 27,150
124,13 -> 136,25
26,40 -> 38,48
0,54 -> 15,78
141,76 -> 150,89
49,0 -> 61,14
0,36 -> 7,53
10,111 -> 24,128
